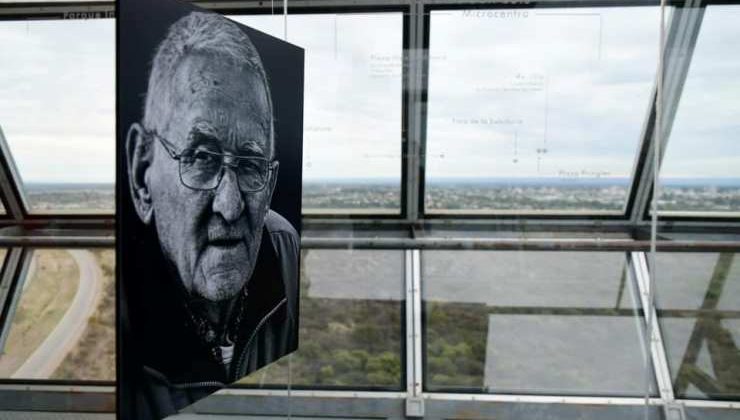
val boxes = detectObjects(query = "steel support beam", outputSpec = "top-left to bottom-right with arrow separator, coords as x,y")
0,0 -> 410,18
405,249 -> 424,416
0,232 -> 114,247
302,237 -> 740,251
0,127 -> 27,220
0,247 -> 25,354
630,1 -> 706,223
0,248 -> 31,355
630,252 -> 675,406
0,385 -> 114,413
403,1 -> 425,221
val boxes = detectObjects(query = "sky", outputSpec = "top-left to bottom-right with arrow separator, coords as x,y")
427,7 -> 661,180
0,6 -> 737,184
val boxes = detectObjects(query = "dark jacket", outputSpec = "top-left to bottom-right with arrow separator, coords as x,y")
123,210 -> 299,419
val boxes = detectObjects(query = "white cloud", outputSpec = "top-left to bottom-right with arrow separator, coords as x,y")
0,19 -> 115,183
0,6 -> 736,184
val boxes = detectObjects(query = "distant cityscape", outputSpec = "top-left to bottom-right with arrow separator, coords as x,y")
19,178 -> 740,214
25,183 -> 115,212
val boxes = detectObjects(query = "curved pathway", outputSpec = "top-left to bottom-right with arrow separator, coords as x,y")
12,250 -> 104,379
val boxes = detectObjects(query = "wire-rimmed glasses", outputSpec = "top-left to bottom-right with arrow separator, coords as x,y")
146,130 -> 277,193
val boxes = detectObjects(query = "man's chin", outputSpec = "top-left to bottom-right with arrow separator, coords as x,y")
196,269 -> 248,302
195,243 -> 253,302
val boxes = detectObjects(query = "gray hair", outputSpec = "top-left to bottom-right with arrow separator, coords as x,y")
143,11 -> 273,152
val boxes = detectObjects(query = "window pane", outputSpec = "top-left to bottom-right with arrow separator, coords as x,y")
423,251 -> 653,396
655,253 -> 740,400
659,6 -> 740,214
229,14 -> 403,214
237,249 -> 404,389
0,19 -> 114,214
0,249 -> 115,381
425,7 -> 660,214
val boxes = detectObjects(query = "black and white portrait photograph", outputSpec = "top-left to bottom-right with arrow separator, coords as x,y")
117,0 -> 304,418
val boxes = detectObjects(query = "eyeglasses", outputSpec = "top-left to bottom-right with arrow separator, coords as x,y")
146,130 -> 277,193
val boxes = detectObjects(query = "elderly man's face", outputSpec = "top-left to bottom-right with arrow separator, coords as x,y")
147,52 -> 274,302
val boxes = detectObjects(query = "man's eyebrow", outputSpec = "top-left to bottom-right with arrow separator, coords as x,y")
237,141 -> 267,158
187,122 -> 220,146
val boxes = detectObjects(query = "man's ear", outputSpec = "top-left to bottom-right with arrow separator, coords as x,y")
126,123 -> 154,225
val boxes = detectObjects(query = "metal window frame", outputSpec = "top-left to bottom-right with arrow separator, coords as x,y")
630,251 -> 680,417
0,0 -> 739,417
0,245 -> 738,416
0,127 -> 28,221
0,247 -> 33,354
0,0 -> 738,228
405,249 -> 424,416
420,0 -> 660,221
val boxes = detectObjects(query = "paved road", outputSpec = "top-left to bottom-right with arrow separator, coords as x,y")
12,250 -> 104,379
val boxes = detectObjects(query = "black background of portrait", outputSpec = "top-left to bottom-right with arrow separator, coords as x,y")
117,0 -> 303,417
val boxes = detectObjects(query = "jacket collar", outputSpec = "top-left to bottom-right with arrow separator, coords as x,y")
141,229 -> 287,385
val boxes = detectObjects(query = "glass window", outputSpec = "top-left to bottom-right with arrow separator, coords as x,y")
229,14 -> 403,214
0,19 -> 114,214
423,251 -> 653,396
659,6 -> 740,215
425,7 -> 660,214
0,249 -> 115,381
655,252 -> 740,400
237,249 -> 404,389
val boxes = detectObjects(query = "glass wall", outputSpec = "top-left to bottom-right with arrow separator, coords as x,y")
0,249 -> 114,381
659,5 -> 740,215
423,251 -> 652,396
230,13 -> 404,215
238,249 -> 404,389
655,252 -> 740,400
0,2 -> 737,419
0,19 -> 114,214
425,6 -> 660,214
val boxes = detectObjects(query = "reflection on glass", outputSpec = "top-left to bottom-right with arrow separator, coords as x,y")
0,249 -> 115,380
229,14 -> 403,214
237,250 -> 403,388
656,253 -> 740,400
423,251 -> 653,396
659,6 -> 740,214
425,7 -> 660,213
0,20 -> 114,213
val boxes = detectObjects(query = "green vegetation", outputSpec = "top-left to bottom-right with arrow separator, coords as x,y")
425,301 -> 487,390
0,250 -> 79,377
54,250 -> 116,381
240,250 -> 403,388
426,185 -> 628,211
303,183 -> 400,211
659,187 -> 740,212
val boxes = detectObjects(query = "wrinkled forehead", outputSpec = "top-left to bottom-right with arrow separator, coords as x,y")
167,52 -> 273,155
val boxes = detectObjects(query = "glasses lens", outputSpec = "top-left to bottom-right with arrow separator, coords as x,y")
180,148 -> 223,189
235,158 -> 268,192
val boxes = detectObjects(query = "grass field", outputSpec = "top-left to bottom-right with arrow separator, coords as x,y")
54,249 -> 115,381
0,250 -> 79,377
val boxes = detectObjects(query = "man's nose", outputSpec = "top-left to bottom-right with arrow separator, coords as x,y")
212,168 -> 245,222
